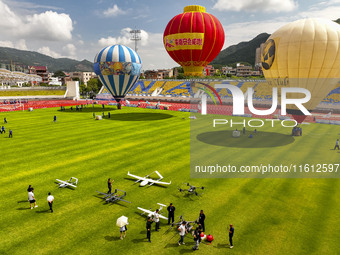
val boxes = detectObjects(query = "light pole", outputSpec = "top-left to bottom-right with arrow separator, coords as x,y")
130,29 -> 141,52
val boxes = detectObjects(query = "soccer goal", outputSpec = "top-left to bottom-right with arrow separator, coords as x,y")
0,103 -> 25,112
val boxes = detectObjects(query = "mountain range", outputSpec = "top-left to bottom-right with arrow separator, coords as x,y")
0,47 -> 93,73
212,33 -> 270,66
212,19 -> 340,67
0,34 -> 269,72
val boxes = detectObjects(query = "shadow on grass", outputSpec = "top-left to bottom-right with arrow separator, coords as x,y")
108,202 -> 129,208
17,200 -> 29,203
106,113 -> 173,121
179,248 -> 196,254
17,207 -> 30,210
196,130 -> 295,148
176,192 -> 199,201
131,238 -> 147,243
104,236 -> 121,242
58,107 -> 117,113
164,243 -> 180,248
215,243 -> 230,249
36,210 -> 50,213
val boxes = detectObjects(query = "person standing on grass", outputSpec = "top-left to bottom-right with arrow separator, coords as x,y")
120,224 -> 127,240
4,117 -> 7,123
193,225 -> 202,250
2,126 -> 5,133
178,222 -> 187,246
9,129 -> 12,138
167,203 -> 175,225
198,210 -> 205,232
108,112 -> 111,118
146,217 -> 153,242
154,209 -> 160,231
27,185 -> 33,201
93,112 -> 95,118
107,178 -> 114,194
229,224 -> 234,248
28,189 -> 38,209
334,139 -> 339,150
47,192 -> 54,213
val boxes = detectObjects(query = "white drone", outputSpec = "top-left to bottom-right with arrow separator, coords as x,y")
137,203 -> 168,220
56,177 -> 78,188
127,171 -> 171,187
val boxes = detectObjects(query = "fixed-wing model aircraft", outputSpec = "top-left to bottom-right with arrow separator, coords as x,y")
137,203 -> 168,220
96,189 -> 131,204
178,183 -> 204,196
56,177 -> 78,188
127,171 -> 171,187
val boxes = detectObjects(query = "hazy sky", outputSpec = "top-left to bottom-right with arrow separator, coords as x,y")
1,0 -> 340,70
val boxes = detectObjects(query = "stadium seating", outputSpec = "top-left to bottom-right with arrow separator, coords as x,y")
100,79 -> 340,105
322,85 -> 340,104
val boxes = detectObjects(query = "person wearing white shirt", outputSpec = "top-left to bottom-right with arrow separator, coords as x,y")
47,192 -> 54,213
178,222 -> 188,246
154,209 -> 160,231
28,190 -> 38,209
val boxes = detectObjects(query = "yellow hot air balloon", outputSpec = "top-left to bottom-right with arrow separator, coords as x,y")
261,18 -> 340,122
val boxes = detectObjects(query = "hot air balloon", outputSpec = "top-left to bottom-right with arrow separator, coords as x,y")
261,18 -> 340,123
94,45 -> 142,109
163,5 -> 225,77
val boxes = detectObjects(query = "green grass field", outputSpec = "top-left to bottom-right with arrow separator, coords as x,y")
0,106 -> 339,255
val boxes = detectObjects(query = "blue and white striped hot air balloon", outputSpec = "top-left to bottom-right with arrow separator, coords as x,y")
94,45 -> 141,108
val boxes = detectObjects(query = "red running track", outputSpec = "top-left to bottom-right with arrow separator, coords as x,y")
1,99 -> 336,123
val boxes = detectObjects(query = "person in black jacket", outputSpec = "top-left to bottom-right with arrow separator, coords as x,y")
107,178 -> 114,194
193,226 -> 202,250
199,210 -> 205,232
229,224 -> 234,248
146,217 -> 153,242
167,203 -> 175,225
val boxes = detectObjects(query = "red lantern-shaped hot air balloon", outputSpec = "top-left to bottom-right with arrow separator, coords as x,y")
163,5 -> 225,77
